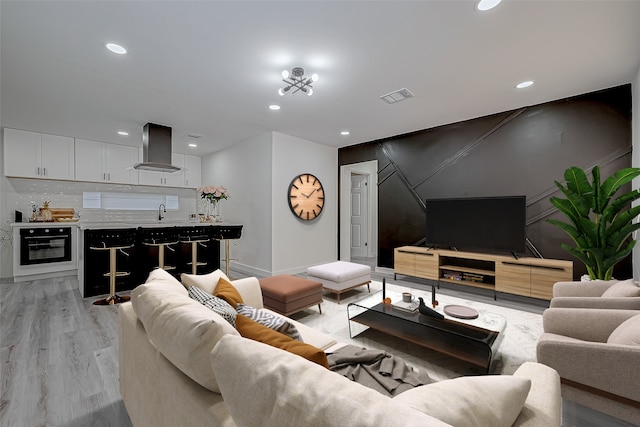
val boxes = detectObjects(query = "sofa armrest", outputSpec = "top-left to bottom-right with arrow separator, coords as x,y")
537,333 -> 640,402
511,362 -> 561,427
550,296 -> 640,310
542,308 -> 639,342
231,277 -> 264,308
552,280 -> 616,298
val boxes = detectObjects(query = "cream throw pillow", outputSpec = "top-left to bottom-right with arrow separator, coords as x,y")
394,375 -> 531,427
601,279 -> 640,297
607,314 -> 640,346
181,269 -> 231,294
211,335 -> 449,427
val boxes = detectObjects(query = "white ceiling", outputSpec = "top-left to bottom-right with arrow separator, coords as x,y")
2,1 -> 640,157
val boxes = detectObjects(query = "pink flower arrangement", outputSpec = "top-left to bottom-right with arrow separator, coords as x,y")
198,185 -> 229,202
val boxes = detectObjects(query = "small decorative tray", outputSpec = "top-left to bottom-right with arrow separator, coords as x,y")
55,218 -> 80,222
443,305 -> 479,319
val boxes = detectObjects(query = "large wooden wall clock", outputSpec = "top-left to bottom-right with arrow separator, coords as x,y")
288,173 -> 324,221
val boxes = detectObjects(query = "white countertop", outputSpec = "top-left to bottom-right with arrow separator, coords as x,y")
11,221 -> 81,228
12,221 -> 239,230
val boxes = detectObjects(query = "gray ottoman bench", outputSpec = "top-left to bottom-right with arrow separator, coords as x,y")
307,261 -> 371,303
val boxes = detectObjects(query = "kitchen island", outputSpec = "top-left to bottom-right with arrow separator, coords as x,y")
78,221 -> 242,297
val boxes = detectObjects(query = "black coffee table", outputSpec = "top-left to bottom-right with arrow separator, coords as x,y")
347,290 -> 506,372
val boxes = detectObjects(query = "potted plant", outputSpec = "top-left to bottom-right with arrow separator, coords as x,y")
548,165 -> 640,280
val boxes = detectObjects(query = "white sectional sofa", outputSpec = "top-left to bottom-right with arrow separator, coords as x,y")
119,269 -> 562,427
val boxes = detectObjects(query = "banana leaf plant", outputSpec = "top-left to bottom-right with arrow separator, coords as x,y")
547,166 -> 640,280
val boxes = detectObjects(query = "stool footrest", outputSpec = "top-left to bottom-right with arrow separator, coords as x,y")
187,262 -> 208,267
102,271 -> 131,278
156,265 -> 176,271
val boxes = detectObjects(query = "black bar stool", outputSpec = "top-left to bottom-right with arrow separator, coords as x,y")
180,232 -> 210,274
211,225 -> 243,278
91,236 -> 134,305
143,238 -> 179,271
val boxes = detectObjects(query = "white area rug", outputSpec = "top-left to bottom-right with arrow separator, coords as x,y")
290,281 -> 542,381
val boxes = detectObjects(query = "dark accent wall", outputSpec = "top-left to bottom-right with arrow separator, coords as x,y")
339,84 -> 633,280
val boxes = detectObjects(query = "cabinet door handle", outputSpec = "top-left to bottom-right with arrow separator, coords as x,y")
37,167 -> 41,176
43,167 -> 46,176
103,173 -> 106,181
108,173 -> 111,181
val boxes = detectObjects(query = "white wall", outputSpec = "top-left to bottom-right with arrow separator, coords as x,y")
201,132 -> 273,276
201,131 -> 337,276
271,132 -> 338,274
633,66 -> 640,281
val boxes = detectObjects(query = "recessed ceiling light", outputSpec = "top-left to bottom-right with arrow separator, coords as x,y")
117,131 -> 129,136
269,104 -> 281,110
188,143 -> 198,148
476,0 -> 502,11
106,43 -> 127,55
340,131 -> 350,136
516,80 -> 534,89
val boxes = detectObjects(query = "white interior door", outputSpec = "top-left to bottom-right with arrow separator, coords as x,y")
350,174 -> 368,257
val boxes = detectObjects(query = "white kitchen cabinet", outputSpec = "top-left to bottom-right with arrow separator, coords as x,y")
137,150 -> 186,187
4,128 -> 75,180
75,139 -> 138,184
184,154 -> 201,188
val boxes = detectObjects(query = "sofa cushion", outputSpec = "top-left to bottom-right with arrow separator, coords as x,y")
601,279 -> 640,297
394,375 -> 531,427
188,285 -> 237,327
237,303 -> 302,341
213,277 -> 244,307
131,282 -> 239,393
235,314 -> 328,368
607,313 -> 640,346
181,269 -> 231,294
210,335 -> 450,427
146,267 -> 188,296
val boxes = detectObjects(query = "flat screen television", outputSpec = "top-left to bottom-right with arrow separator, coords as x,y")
425,196 -> 526,255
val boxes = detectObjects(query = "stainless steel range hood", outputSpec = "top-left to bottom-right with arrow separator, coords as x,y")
133,123 -> 181,173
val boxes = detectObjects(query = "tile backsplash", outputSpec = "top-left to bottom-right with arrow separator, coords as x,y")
6,178 -> 198,223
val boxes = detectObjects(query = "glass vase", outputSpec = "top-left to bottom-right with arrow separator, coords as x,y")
211,200 -> 222,223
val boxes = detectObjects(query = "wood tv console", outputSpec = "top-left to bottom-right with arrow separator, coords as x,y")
394,246 -> 573,300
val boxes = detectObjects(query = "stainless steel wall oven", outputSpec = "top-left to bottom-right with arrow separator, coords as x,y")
19,227 -> 72,265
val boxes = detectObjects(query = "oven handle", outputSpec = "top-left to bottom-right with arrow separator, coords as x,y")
23,235 -> 69,240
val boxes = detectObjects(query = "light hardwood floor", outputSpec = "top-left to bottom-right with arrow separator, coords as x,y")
0,276 -> 132,427
1,263 -> 636,427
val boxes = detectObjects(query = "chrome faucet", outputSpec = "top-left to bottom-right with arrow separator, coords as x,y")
158,203 -> 166,221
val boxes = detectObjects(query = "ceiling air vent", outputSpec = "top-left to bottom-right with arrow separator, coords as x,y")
380,88 -> 415,104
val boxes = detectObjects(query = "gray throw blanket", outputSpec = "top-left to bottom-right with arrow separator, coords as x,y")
327,345 -> 432,397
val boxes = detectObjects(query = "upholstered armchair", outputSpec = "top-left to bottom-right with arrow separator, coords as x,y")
549,279 -> 640,310
537,308 -> 640,425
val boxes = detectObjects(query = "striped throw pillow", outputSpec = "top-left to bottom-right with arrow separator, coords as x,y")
188,286 -> 237,328
237,304 -> 302,341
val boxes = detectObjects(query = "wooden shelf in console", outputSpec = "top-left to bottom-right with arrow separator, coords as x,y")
394,246 -> 573,300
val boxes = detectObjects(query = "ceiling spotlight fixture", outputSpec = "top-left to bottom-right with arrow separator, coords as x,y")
516,80 -> 534,89
106,42 -> 127,55
278,67 -> 319,97
340,131 -> 350,136
269,104 -> 281,110
117,131 -> 129,136
188,143 -> 198,148
476,0 -> 502,11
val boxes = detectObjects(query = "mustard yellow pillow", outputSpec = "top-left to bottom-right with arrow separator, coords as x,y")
213,277 -> 245,307
235,314 -> 329,369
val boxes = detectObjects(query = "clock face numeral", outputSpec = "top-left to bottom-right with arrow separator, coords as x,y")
288,173 -> 324,221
